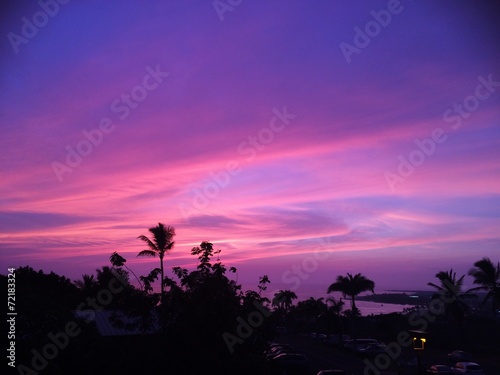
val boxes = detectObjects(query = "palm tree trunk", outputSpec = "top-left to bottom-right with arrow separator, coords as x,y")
160,255 -> 164,297
350,294 -> 358,350
124,264 -> 143,290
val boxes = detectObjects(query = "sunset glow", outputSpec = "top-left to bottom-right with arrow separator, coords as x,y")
1,1 -> 499,293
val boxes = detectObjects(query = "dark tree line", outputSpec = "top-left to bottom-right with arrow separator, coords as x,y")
2,222 -> 498,374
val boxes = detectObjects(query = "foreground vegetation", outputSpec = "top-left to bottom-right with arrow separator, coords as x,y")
2,223 -> 498,374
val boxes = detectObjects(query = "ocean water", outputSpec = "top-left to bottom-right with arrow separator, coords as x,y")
255,284 -> 414,316
352,300 -> 413,316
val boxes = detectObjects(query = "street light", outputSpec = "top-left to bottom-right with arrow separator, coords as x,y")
409,330 -> 427,374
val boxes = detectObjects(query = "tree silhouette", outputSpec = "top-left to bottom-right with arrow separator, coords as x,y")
137,223 -> 175,297
242,275 -> 271,310
10,266 -> 79,349
327,272 -> 375,315
327,296 -> 345,317
157,242 -> 247,371
427,269 -> 470,319
327,296 -> 345,341
110,251 -> 143,290
75,273 -> 97,293
272,289 -> 297,313
428,268 -> 473,344
96,265 -> 128,286
258,274 -> 270,297
140,268 -> 162,295
293,297 -> 327,329
468,257 -> 500,317
296,297 -> 327,317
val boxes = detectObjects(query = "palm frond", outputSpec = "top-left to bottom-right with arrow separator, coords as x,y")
466,286 -> 486,292
137,235 -> 158,251
427,282 -> 444,291
149,223 -> 175,250
137,250 -> 157,257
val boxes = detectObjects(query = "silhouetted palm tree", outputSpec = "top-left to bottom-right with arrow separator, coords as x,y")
75,274 -> 97,291
272,290 -> 297,313
427,269 -> 469,319
96,266 -> 128,287
326,296 -> 345,343
327,296 -> 345,317
468,257 -> 500,317
296,297 -> 328,317
327,273 -> 375,314
427,269 -> 472,344
137,223 -> 175,297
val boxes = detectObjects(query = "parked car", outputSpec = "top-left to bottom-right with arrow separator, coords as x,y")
270,353 -> 309,371
308,332 -> 318,339
265,346 -> 298,360
266,342 -> 283,350
358,344 -> 389,356
427,365 -> 453,374
451,362 -> 485,374
317,333 -> 328,342
344,338 -> 378,352
265,343 -> 294,354
447,351 -> 473,363
326,334 -> 351,346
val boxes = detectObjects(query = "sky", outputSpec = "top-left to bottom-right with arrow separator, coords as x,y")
1,1 -> 499,296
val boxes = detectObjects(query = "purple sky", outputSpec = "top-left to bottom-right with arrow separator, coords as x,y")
1,1 -> 499,294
